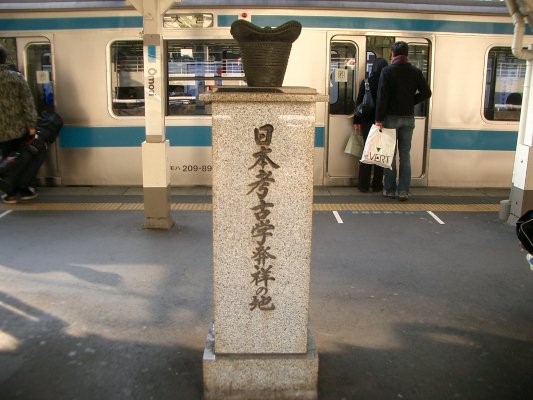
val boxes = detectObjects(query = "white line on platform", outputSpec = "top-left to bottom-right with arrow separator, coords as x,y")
0,210 -> 12,219
332,210 -> 343,224
427,210 -> 445,224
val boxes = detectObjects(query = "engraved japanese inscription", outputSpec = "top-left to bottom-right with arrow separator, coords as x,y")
247,124 -> 280,311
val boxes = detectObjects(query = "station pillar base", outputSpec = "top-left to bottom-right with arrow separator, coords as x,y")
508,185 -> 533,224
142,140 -> 174,230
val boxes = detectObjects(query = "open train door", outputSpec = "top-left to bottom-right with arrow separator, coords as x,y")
17,37 -> 60,186
326,35 -> 431,186
325,35 -> 367,185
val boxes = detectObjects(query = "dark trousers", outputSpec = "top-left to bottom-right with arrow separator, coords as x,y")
0,136 -> 25,159
358,121 -> 384,191
0,135 -> 40,194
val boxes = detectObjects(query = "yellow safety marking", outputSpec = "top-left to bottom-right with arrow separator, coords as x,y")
313,203 -> 499,212
170,203 -> 212,211
0,202 -> 124,211
0,202 -> 499,212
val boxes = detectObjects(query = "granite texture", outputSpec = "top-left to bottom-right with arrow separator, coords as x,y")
203,323 -> 318,400
210,90 -> 320,354
200,86 -> 328,103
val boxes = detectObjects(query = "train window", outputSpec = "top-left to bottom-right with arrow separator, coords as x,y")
166,40 -> 244,116
110,39 -> 244,117
484,47 -> 526,121
365,36 -> 394,77
25,42 -> 54,113
408,43 -> 430,117
110,40 -> 145,117
329,42 -> 357,115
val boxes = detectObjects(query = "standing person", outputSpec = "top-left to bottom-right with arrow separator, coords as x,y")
0,45 -> 38,203
354,58 -> 388,192
375,41 -> 431,201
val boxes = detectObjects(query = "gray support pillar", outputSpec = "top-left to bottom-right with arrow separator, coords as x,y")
503,4 -> 533,223
509,49 -> 533,224
129,0 -> 176,229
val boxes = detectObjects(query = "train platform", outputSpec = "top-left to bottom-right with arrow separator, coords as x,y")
0,186 -> 532,400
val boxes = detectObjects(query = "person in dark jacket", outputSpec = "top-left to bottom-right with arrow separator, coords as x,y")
354,58 -> 388,192
375,41 -> 431,201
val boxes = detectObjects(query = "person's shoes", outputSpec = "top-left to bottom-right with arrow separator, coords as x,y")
398,192 -> 409,202
382,190 -> 396,199
2,193 -> 18,204
19,187 -> 38,200
358,187 -> 369,193
372,186 -> 383,192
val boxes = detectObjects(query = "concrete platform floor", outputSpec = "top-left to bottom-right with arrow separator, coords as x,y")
0,186 -> 531,400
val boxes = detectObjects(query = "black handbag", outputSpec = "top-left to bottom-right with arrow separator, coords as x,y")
355,79 -> 375,119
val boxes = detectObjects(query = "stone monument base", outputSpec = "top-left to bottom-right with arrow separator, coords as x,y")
203,323 -> 318,400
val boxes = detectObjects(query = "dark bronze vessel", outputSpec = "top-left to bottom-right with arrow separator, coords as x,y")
230,19 -> 302,87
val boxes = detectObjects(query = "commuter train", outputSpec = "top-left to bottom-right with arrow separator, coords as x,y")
0,0 -> 527,188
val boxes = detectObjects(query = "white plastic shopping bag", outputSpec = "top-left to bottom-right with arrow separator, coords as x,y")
344,130 -> 364,158
360,124 -> 396,169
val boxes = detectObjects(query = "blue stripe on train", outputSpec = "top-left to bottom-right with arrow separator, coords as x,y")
0,14 -> 526,35
0,16 -> 143,30
59,126 -> 326,148
59,126 -> 515,151
431,129 -> 517,151
243,15 -> 524,35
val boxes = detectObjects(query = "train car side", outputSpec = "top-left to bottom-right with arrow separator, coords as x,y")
0,6 -> 525,188
429,33 -> 518,187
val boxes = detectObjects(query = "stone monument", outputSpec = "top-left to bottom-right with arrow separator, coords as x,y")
201,20 -> 327,400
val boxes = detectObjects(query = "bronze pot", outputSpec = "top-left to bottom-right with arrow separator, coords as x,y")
230,19 -> 302,87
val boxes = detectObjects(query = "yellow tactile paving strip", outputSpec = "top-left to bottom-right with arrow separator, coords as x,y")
0,202 -> 499,212
313,203 -> 499,212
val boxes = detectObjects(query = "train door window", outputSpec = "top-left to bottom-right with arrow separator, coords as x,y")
408,42 -> 430,117
365,36 -> 394,77
25,42 -> 54,113
110,40 -> 144,117
484,47 -> 526,121
329,42 -> 356,115
166,40 -> 244,116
